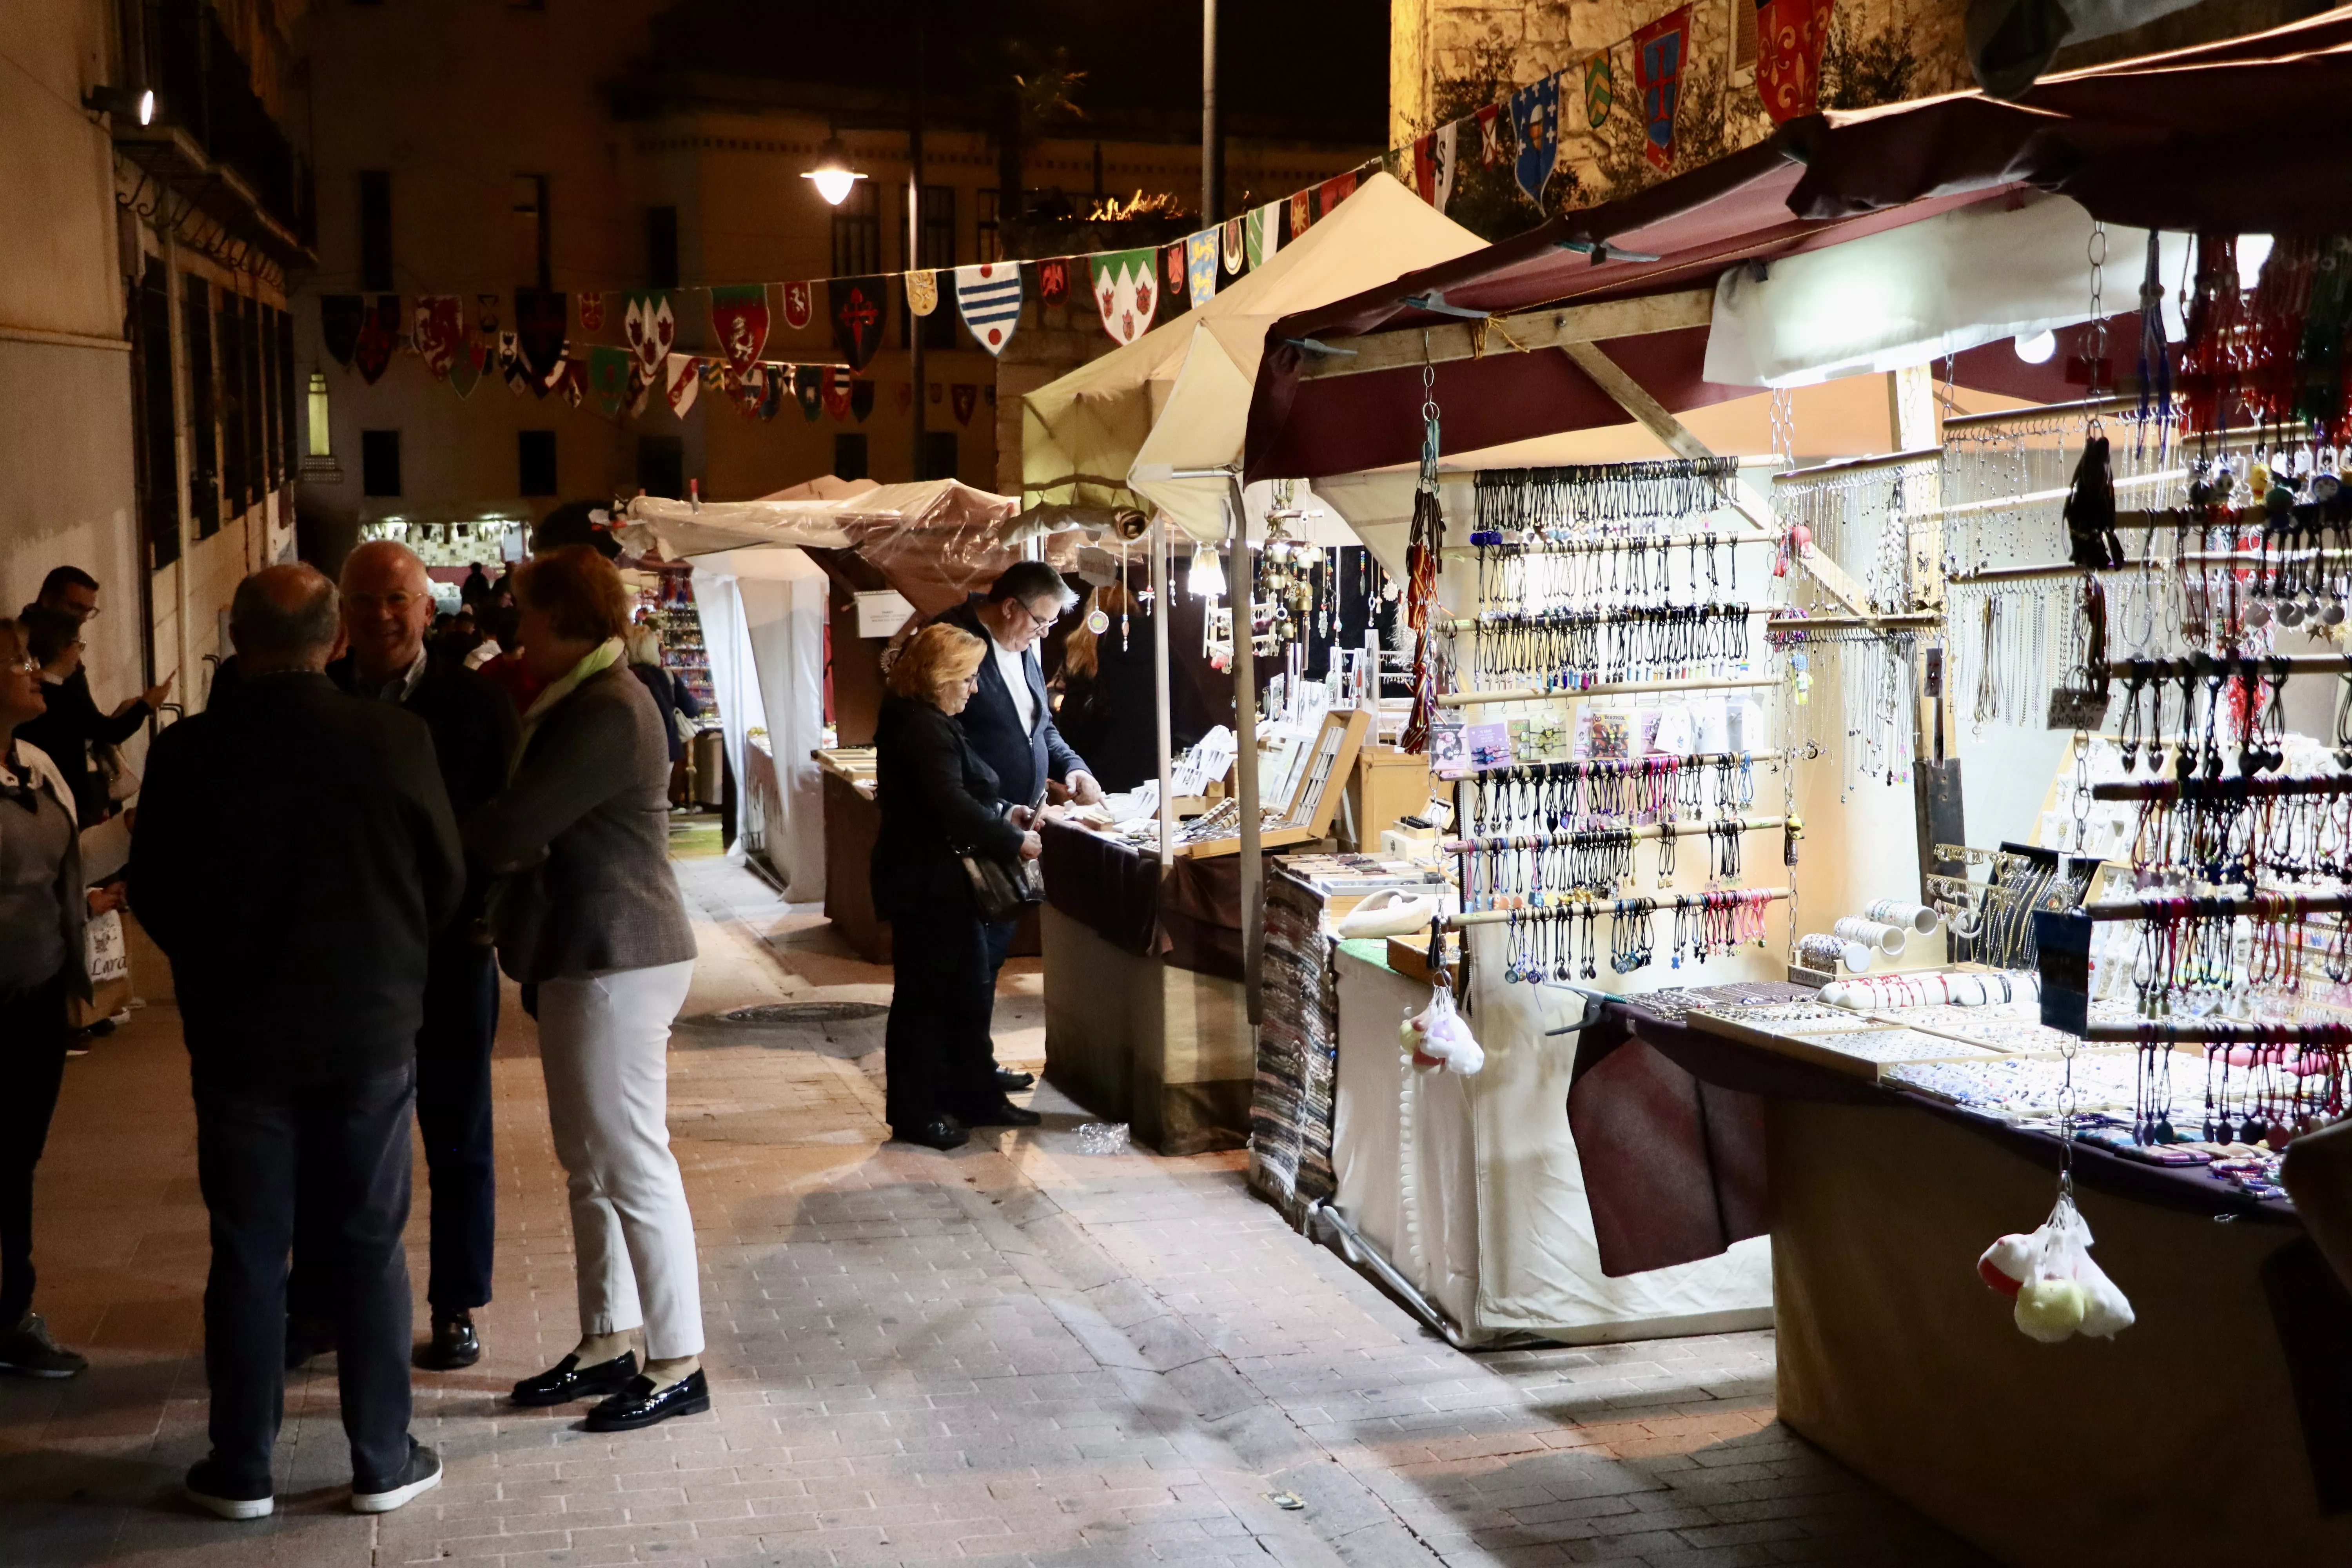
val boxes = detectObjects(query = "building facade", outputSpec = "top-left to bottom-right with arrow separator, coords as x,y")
4,0 -> 310,724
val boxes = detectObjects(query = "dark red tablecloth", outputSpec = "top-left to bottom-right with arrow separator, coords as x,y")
1039,820 -> 1273,983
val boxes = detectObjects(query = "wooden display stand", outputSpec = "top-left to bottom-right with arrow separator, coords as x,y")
1341,744 -> 1431,852
1176,706 -> 1372,859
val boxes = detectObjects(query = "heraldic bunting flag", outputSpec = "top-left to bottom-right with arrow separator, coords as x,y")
353,296 -> 400,385
1091,250 -> 1156,347
830,277 -> 889,371
1160,244 -> 1191,320
1036,258 -> 1069,308
953,264 -> 1022,355
1245,202 -> 1282,271
1756,0 -> 1834,122
1509,74 -> 1561,207
514,289 -> 568,385
1186,230 -> 1219,309
664,354 -> 700,418
708,284 -> 768,374
780,280 -> 814,331
623,292 -> 675,378
905,269 -> 940,317
795,366 -> 823,421
1412,124 -> 1458,211
412,296 -> 462,380
320,295 -> 365,368
588,346 -> 631,420
1634,7 -> 1691,170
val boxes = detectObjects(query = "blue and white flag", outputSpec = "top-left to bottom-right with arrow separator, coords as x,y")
1186,231 -> 1218,309
953,263 -> 1023,356
1509,72 -> 1562,207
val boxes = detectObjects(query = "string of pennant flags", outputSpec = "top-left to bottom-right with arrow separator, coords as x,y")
318,0 -> 1829,422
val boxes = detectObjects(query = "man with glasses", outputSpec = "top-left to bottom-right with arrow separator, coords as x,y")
300,540 -> 516,1376
23,568 -> 171,824
929,562 -> 1104,1103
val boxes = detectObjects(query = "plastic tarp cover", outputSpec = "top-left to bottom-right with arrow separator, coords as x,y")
1702,190 -> 2191,387
687,547 -> 828,898
1330,942 -> 1773,1344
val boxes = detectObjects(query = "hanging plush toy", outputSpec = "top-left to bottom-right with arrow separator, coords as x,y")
1400,981 -> 1485,1076
1977,1193 -> 2133,1343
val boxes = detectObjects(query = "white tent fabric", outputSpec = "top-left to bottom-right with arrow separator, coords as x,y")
686,547 -> 829,898
1024,172 -> 1487,541
1702,190 -> 2190,388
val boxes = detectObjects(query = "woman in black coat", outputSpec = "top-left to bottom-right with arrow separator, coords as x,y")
871,624 -> 1043,1151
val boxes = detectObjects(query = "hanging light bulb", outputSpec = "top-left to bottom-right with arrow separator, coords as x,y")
801,136 -> 865,206
1189,540 -> 1225,598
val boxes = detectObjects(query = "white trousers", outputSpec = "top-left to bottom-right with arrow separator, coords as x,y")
536,960 -> 704,1359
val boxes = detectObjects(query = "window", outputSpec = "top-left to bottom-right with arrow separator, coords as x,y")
833,433 -> 868,482
916,184 -> 956,348
135,258 -> 180,569
218,291 -> 247,512
636,435 -> 684,500
830,181 -> 880,277
277,309 -> 297,478
358,170 -> 392,290
361,429 -> 402,496
512,174 -> 550,290
307,372 -> 331,459
518,429 -> 558,495
921,430 -> 959,482
182,274 -> 218,538
976,188 -> 1004,263
1733,0 -> 1759,71
245,295 -> 267,498
646,205 -> 679,289
257,303 -> 278,490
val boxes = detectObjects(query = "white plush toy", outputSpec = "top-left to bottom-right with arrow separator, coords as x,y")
1400,984 -> 1485,1076
1977,1194 -> 2133,1343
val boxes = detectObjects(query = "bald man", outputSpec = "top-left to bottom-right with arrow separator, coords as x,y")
314,540 -> 517,1374
131,563 -> 464,1518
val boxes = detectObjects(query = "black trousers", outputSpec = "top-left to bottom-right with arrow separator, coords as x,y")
290,940 -> 497,1320
415,939 -> 498,1312
0,973 -> 69,1327
982,917 -> 1018,1067
884,905 -> 1000,1131
195,1063 -> 414,1492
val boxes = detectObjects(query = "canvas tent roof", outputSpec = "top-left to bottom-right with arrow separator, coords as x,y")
1242,7 -> 2352,484
1023,171 -> 1486,539
624,478 -> 1021,616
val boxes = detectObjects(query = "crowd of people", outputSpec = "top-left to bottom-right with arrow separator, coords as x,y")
0,543 -> 714,1522
0,541 -> 1112,1521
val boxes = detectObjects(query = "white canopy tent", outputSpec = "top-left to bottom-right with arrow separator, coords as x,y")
681,546 -> 830,899
1024,171 -> 1488,544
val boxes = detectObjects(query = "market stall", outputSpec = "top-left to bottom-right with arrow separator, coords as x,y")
1223,9 -> 2352,1554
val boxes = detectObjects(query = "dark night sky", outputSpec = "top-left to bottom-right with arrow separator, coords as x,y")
642,0 -> 1390,145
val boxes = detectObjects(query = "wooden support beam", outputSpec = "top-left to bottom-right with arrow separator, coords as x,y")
1297,288 -> 1715,380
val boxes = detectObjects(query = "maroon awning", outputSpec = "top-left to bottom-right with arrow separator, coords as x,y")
1244,6 -> 2352,483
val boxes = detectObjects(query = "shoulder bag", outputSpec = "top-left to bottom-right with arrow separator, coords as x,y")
958,846 -> 1044,923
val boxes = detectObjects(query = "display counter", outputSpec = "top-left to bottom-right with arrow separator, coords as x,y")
1577,988 -> 2352,1566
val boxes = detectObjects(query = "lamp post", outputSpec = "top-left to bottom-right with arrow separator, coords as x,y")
909,21 -> 927,482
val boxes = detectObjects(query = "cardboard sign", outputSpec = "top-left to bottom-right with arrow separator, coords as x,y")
853,590 -> 915,639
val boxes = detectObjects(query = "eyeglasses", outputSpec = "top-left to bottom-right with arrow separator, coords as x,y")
4,656 -> 38,676
1023,606 -> 1059,632
345,591 -> 423,611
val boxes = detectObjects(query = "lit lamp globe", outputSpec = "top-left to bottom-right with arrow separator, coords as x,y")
802,138 -> 864,207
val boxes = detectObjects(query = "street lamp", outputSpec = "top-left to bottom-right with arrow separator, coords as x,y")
84,85 -> 156,125
802,136 -> 864,206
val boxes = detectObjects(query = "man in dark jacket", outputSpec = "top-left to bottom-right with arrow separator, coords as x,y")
23,566 -> 171,823
131,563 -> 462,1521
930,562 -> 1103,1091
323,540 -> 519,1372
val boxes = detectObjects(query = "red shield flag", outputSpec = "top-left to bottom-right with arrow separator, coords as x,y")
1038,258 -> 1069,307
1289,189 -> 1313,238
1756,0 -> 1835,123
354,296 -> 399,385
892,380 -> 913,414
579,292 -> 606,331
664,353 -> 700,418
951,383 -> 977,426
1476,103 -> 1504,167
780,280 -> 814,331
822,367 -> 851,421
1317,171 -> 1358,221
709,284 -> 769,375
412,296 -> 462,379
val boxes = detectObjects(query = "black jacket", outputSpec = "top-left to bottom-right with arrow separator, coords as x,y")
933,597 -> 1085,809
329,650 -> 519,926
628,661 -> 702,763
130,671 -> 465,1086
869,695 -> 1026,919
17,666 -> 147,824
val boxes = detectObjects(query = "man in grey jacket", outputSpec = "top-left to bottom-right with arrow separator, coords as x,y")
132,564 -> 462,1519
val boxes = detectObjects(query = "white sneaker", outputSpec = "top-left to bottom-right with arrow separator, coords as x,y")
351,1440 -> 442,1514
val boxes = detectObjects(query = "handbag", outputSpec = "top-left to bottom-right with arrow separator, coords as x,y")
99,743 -> 139,803
671,706 -> 699,747
958,848 -> 1044,923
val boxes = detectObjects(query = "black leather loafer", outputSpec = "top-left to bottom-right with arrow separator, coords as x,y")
510,1350 -> 637,1407
415,1311 -> 481,1370
962,1099 -> 1043,1128
584,1368 -> 710,1432
895,1117 -> 969,1151
995,1067 -> 1036,1092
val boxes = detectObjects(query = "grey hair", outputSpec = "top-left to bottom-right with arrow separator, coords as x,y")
230,564 -> 341,657
986,559 -> 1078,613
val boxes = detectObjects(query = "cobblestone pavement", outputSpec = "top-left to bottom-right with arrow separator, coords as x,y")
0,829 -> 1990,1567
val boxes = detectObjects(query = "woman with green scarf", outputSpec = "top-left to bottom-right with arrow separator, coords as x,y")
467,545 -> 707,1433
